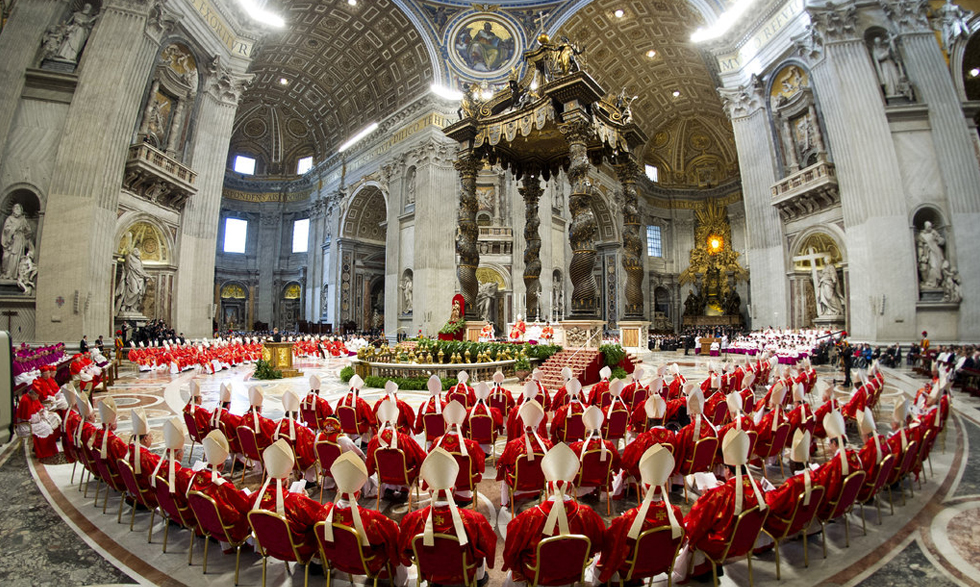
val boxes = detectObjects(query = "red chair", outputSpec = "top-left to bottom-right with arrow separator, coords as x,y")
450,452 -> 482,509
236,425 -> 264,484
116,459 -> 159,541
560,413 -> 586,443
299,400 -> 319,431
612,525 -> 685,587
337,405 -> 367,437
754,422 -> 791,479
315,521 -> 395,587
678,437 -> 719,502
886,439 -> 920,510
248,509 -> 317,587
422,413 -> 446,444
188,490 -> 249,584
856,453 -> 897,532
762,484 -> 827,577
575,449 -> 615,515
466,413 -> 497,460
709,401 -> 729,428
183,411 -> 209,465
410,533 -> 481,587
917,428 -> 938,482
314,438 -> 343,502
602,406 -> 629,443
816,470 -> 867,557
628,388 -> 649,415
696,505 -> 768,587
373,447 -> 418,510
448,388 -> 471,408
506,452 -> 546,510
523,534 -> 592,587
154,475 -> 197,556
488,395 -> 511,425
93,454 -> 127,519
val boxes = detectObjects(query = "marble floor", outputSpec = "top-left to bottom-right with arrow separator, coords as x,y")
5,350 -> 978,586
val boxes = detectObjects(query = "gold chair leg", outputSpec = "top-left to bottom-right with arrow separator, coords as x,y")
844,515 -> 850,547
888,485 -> 895,515
774,538 -> 781,580
876,495 -> 883,524
376,488 -> 381,510
188,533 -> 194,566
305,563 -> 310,587
821,521 -> 827,558
147,508 -> 156,543
162,519 -> 170,553
803,529 -> 809,567
229,456 -> 236,482
261,556 -> 268,587
235,545 -> 241,586
115,492 -> 123,519
711,561 -> 718,587
129,498 -> 137,531
91,479 -> 100,504
71,461 -> 78,485
203,537 -> 209,574
928,456 -> 934,477
747,551 -> 754,587
860,503 -> 867,536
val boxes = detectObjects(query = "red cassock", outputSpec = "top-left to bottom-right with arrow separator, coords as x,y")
621,381 -> 645,409
812,448 -> 863,519
551,402 -> 586,444
430,433 -> 485,484
886,429 -> 910,461
127,444 -> 163,487
372,397 -> 415,432
502,498 -> 605,582
685,476 -> 767,567
550,386 -> 571,412
216,408 -> 245,454
841,386 -> 869,420
337,393 -> 378,432
699,378 -> 718,398
302,393 -> 334,428
622,427 -> 677,479
505,404 -> 548,442
858,434 -> 889,480
529,381 -> 552,411
764,471 -> 811,535
495,433 -> 554,483
189,473 -> 256,543
414,397 -> 449,435
62,411 -> 83,461
93,427 -> 130,474
488,385 -> 515,420
667,376 -> 686,400
242,409 -> 278,450
754,409 -> 786,457
17,393 -> 59,459
754,380 -> 790,412
569,437 -> 622,484
675,418 -> 718,468
365,429 -> 427,480
730,367 -> 746,392
273,420 -> 318,471
597,500 -> 684,583
714,417 -> 756,465
446,383 -> 476,408
812,399 -> 840,439
252,484 -> 327,557
322,502 -> 400,576
785,403 -> 814,447
703,391 -> 727,423
588,381 -> 611,407
464,403 -> 503,436
398,503 -> 497,580
183,403 -> 213,437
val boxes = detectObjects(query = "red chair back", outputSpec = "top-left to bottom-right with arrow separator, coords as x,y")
411,533 -> 477,585
858,453 -> 897,503
315,521 -> 386,578
248,508 -> 313,563
423,413 -> 446,442
337,405 -> 361,435
95,455 -> 126,491
784,484 -> 827,537
718,505 -> 768,562
888,440 -> 920,484
629,388 -> 649,414
300,398 -> 319,430
562,413 -> 586,443
155,475 -> 196,528
315,439 -> 342,478
576,449 -> 613,488
919,428 -> 938,464
710,401 -> 730,427
183,411 -> 207,444
467,413 -> 495,445
757,422 -> 791,460
452,453 -> 477,492
488,394 -> 509,417
188,490 -> 236,544
620,525 -> 685,582
820,470 -> 867,523
512,453 -> 546,492
236,425 -> 263,462
448,389 -> 470,407
680,436 -> 719,476
117,459 -> 158,508
603,407 -> 629,441
374,448 -> 414,486
531,534 -> 591,586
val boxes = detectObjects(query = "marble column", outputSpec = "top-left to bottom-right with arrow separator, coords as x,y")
719,83 -> 788,328
617,159 -> 644,319
807,34 -> 917,339
520,174 -> 542,321
382,160 -> 400,342
172,66 -> 250,337
562,121 -> 599,318
454,153 -> 481,319
36,0 -> 173,340
897,29 -> 980,337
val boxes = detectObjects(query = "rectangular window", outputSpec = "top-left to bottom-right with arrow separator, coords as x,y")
297,156 -> 313,175
223,218 -> 248,253
646,225 -> 662,257
292,218 -> 310,253
645,164 -> 659,183
234,155 -> 256,175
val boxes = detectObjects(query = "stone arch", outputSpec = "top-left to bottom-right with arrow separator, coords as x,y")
218,280 -> 249,331
951,17 -> 980,101
764,61 -> 831,175
114,213 -> 176,266
589,188 -> 619,244
342,183 -> 388,243
787,226 -> 848,328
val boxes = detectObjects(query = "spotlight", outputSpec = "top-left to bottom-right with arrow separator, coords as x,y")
279,77 -> 289,85
971,67 -> 980,78
614,9 -> 625,17
646,50 -> 657,58
672,90 -> 681,98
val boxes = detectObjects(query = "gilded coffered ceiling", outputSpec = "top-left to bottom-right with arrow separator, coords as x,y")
230,0 -> 434,175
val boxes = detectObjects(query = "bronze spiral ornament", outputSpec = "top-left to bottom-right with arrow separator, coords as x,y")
521,175 -> 543,320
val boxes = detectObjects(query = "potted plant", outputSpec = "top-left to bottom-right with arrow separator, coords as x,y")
514,355 -> 531,382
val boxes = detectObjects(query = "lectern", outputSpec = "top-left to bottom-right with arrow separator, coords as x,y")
262,342 -> 300,378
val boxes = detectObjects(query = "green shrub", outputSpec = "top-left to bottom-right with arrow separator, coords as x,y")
611,366 -> 628,380
339,366 -> 354,383
600,343 -> 626,367
514,355 -> 531,371
363,375 -> 458,391
253,359 -> 282,380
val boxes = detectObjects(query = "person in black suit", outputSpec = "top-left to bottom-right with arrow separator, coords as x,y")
79,335 -> 89,353
271,327 -> 282,343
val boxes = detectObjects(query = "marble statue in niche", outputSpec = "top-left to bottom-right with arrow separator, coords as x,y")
870,34 -> 913,101
941,261 -> 962,303
816,256 -> 845,317
401,273 -> 413,314
115,248 -> 149,315
477,281 -> 497,320
320,284 -> 328,315
553,177 -> 565,210
43,4 -> 98,64
937,0 -> 971,52
405,167 -> 416,206
17,249 -> 37,295
917,221 -> 947,289
1,204 -> 35,281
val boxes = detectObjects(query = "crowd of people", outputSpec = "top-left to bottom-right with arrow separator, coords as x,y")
24,341 -> 954,585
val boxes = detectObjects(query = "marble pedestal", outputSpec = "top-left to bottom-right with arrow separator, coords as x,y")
813,315 -> 845,332
559,319 -> 605,349
618,320 -> 650,352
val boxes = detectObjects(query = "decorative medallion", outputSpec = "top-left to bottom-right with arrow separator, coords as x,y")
447,14 -> 521,78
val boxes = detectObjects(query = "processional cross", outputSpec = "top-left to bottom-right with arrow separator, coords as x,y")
792,247 -> 825,296
2,310 -> 17,333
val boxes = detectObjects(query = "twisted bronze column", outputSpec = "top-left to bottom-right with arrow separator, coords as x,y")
520,174 -> 543,320
455,154 -> 482,319
618,159 -> 644,318
561,121 -> 599,318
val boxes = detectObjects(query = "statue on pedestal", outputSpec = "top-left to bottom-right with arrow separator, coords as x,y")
44,4 -> 98,64
941,261 -> 962,303
816,256 -> 845,316
1,204 -> 34,281
476,281 -> 497,321
401,274 -> 413,314
870,34 -> 912,101
115,248 -> 149,315
937,0 -> 971,52
917,221 -> 946,289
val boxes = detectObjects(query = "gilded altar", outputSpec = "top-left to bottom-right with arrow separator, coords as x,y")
261,342 -> 300,378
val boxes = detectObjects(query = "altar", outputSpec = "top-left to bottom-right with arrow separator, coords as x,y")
262,342 -> 300,378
